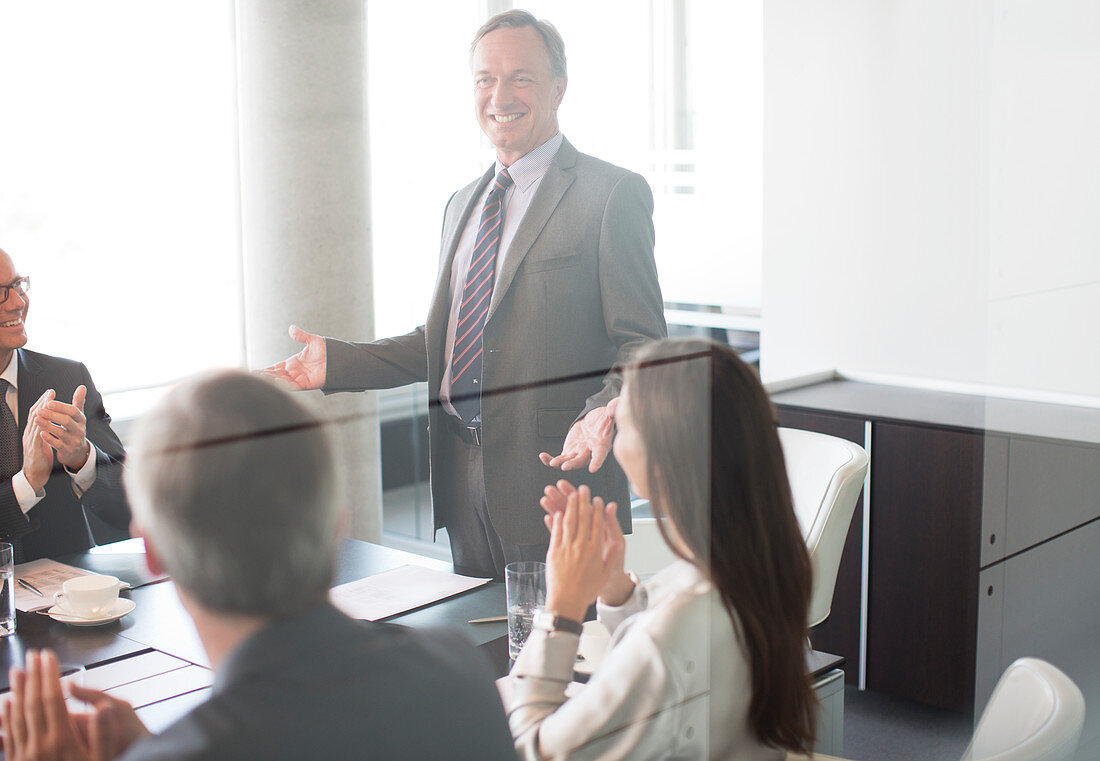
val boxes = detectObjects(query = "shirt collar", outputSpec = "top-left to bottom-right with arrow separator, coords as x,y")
0,351 -> 17,392
495,132 -> 564,193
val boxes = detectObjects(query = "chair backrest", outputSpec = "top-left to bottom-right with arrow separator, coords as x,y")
963,658 -> 1085,761
778,428 -> 869,628
623,513 -> 677,579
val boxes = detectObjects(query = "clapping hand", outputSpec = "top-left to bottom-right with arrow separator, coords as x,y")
67,683 -> 150,760
1,649 -> 146,761
538,399 -> 620,473
542,480 -> 634,608
34,386 -> 91,472
544,486 -> 626,623
259,325 -> 328,391
21,391 -> 56,493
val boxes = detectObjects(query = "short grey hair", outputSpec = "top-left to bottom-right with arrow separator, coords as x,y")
124,370 -> 342,618
471,9 -> 567,80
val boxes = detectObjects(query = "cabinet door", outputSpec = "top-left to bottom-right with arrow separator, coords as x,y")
866,422 -> 983,713
777,407 -> 866,684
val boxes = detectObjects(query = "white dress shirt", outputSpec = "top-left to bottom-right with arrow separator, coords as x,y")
2,353 -> 97,513
508,560 -> 785,761
440,132 -> 565,419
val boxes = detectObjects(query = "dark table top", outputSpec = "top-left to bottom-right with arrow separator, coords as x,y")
3,539 -> 842,692
2,538 -> 507,685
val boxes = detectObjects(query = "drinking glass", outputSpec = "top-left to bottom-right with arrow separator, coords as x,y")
0,542 -> 14,636
505,561 -> 545,661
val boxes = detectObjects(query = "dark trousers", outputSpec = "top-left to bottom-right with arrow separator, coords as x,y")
444,429 -> 547,581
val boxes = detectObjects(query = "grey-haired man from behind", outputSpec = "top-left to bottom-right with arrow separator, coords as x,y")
3,370 -> 516,761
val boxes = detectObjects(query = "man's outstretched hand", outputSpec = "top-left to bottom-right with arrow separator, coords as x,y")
259,326 -> 327,391
538,399 -> 620,473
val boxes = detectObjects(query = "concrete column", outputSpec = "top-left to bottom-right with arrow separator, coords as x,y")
236,0 -> 381,541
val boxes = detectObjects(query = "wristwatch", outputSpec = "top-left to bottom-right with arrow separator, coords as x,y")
532,610 -> 583,636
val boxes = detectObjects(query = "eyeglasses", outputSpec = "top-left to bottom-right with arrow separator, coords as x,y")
0,277 -> 29,303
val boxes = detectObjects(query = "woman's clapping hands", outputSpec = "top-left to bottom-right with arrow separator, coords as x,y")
542,483 -> 635,622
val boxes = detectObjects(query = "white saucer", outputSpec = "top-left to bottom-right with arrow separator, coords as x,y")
47,598 -> 136,627
574,621 -> 611,676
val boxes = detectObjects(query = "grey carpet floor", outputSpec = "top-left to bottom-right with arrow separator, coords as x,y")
842,686 -> 973,761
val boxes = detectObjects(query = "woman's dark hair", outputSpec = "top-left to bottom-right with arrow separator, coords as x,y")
624,338 -> 815,753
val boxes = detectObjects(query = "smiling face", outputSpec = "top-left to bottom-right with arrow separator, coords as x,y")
472,25 -> 566,167
0,249 -> 29,371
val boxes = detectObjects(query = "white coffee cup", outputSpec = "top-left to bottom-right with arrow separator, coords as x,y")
53,575 -> 120,618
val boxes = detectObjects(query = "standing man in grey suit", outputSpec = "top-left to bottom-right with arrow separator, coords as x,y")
3,371 -> 517,761
264,10 -> 666,579
0,246 -> 129,562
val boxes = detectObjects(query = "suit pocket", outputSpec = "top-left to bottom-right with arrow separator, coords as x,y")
538,408 -> 579,439
522,252 -> 581,274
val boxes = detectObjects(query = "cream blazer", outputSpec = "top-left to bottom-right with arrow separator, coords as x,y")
509,560 -> 785,761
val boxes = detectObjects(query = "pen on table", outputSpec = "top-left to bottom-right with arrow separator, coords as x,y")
468,615 -> 508,624
17,578 -> 44,597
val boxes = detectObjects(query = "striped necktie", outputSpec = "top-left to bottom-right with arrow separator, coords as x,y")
450,169 -> 514,423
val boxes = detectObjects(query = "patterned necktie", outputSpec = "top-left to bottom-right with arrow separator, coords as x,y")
0,379 -> 25,562
450,169 -> 514,423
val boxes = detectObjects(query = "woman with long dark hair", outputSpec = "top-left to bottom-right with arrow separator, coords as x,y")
508,338 -> 816,760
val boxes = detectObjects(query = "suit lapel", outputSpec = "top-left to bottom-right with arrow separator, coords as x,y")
487,140 -> 578,322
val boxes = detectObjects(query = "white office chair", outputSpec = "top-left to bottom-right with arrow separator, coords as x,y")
963,658 -> 1085,761
785,659 -> 1084,761
623,512 -> 677,579
778,427 -> 868,628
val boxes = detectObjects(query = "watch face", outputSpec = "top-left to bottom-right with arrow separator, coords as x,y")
532,610 -> 555,631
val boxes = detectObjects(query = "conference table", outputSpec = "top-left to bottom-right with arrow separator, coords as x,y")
0,538 -> 845,750
0,538 -> 511,731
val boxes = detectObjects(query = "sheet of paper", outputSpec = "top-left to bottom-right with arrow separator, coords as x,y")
13,559 -> 128,612
329,564 -> 489,621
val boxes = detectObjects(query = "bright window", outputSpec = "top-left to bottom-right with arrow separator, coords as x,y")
367,0 -> 763,338
0,1 -> 242,393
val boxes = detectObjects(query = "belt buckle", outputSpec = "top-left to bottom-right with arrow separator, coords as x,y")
466,425 -> 482,447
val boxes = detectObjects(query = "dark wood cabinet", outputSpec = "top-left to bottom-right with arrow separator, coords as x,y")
865,423 -> 982,712
773,379 -> 1100,726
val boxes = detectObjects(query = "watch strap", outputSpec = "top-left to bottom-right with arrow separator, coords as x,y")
534,610 -> 583,636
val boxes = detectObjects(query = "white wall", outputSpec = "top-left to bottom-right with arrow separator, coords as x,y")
762,0 -> 1100,401
986,0 -> 1100,398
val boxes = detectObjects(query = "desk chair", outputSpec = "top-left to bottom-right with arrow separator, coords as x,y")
622,513 -> 677,578
623,428 -> 869,615
778,428 -> 868,628
963,657 -> 1085,761
787,658 -> 1085,761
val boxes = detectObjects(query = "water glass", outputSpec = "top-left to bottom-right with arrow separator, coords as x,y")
505,561 -> 545,661
0,542 -> 14,637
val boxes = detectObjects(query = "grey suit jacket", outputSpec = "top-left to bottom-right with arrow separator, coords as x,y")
325,138 -> 666,544
0,348 -> 129,559
117,603 -> 517,761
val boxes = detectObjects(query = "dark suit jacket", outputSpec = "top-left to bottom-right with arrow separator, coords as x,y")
324,139 -> 667,545
117,603 -> 518,761
0,348 -> 129,560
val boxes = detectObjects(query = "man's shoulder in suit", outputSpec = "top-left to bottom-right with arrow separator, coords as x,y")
17,347 -> 91,379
